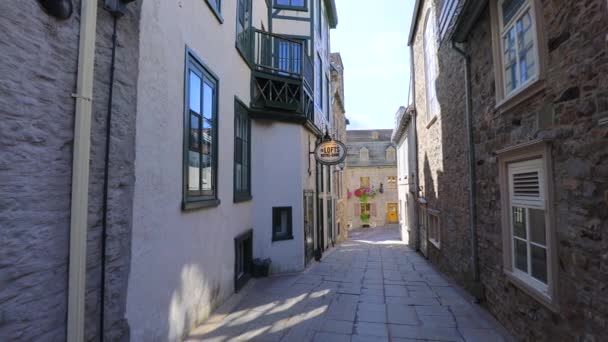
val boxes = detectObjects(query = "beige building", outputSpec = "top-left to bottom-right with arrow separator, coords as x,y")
345,130 -> 398,228
330,53 -> 349,242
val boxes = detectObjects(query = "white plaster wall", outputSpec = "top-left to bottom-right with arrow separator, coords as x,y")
128,0 -> 262,340
252,121 -> 306,273
396,123 -> 418,246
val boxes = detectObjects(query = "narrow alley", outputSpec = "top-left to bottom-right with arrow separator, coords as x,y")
186,226 -> 511,342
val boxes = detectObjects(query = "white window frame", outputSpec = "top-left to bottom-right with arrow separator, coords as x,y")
427,209 -> 440,249
423,9 -> 440,125
386,147 -> 396,162
359,147 -> 369,161
498,139 -> 558,312
490,0 -> 547,111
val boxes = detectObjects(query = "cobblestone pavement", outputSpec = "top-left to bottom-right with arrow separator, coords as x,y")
186,226 -> 511,342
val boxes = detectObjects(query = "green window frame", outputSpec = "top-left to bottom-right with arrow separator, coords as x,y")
234,98 -> 252,202
205,0 -> 224,23
236,0 -> 252,61
275,0 -> 307,11
183,49 -> 220,210
272,207 -> 293,241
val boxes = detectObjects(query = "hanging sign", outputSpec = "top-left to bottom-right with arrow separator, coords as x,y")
314,140 -> 347,165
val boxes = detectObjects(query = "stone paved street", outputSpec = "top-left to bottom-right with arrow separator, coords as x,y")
186,226 -> 511,342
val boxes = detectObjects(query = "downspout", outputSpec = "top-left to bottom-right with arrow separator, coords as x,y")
67,1 -> 98,341
99,15 -> 119,341
452,41 -> 481,298
409,44 -> 421,252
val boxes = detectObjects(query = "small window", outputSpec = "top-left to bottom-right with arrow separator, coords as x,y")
359,147 -> 369,161
272,207 -> 293,241
387,176 -> 397,189
205,0 -> 223,23
386,147 -> 396,161
234,230 -> 253,292
508,159 -> 548,285
234,99 -> 251,202
428,210 -> 440,248
498,141 -> 556,311
275,0 -> 306,10
236,0 -> 252,58
371,132 -> 379,140
183,51 -> 219,210
360,177 -> 370,188
498,0 -> 539,96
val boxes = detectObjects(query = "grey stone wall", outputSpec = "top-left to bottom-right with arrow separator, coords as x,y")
412,0 -> 475,288
0,1 -> 140,341
466,1 -> 608,340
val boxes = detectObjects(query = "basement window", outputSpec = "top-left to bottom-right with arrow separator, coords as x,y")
234,230 -> 253,292
272,207 -> 293,241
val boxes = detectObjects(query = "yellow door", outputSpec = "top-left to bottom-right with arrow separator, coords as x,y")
387,203 -> 398,223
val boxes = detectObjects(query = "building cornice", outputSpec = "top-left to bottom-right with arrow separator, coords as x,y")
392,106 -> 414,143
325,0 -> 338,28
407,0 -> 423,46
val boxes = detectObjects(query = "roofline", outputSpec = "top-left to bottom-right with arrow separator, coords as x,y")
392,106 -> 414,143
452,0 -> 488,43
407,0 -> 423,46
325,0 -> 338,28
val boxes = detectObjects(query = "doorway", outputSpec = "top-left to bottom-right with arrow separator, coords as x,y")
387,203 -> 398,223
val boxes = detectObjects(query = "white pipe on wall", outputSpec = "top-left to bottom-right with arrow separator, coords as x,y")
67,1 -> 98,341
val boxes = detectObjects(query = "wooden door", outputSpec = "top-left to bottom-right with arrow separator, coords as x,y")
387,203 -> 398,223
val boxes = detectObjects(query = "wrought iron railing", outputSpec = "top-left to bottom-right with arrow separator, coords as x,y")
252,29 -> 313,92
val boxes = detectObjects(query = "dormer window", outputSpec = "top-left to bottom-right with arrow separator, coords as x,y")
360,147 -> 369,161
386,147 -> 396,161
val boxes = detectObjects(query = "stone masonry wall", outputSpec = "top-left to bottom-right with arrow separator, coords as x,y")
0,2 -> 140,341
465,1 -> 608,341
412,0 -> 474,288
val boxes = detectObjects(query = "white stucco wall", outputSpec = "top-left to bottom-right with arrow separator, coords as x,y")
252,121 -> 306,273
396,122 -> 417,246
128,0 -> 263,341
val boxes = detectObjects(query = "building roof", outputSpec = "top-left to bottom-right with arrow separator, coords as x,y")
346,129 -> 397,168
325,0 -> 339,28
391,106 -> 414,143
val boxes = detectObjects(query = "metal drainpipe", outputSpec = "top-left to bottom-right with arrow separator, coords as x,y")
67,1 -> 98,341
408,44 -> 421,252
99,15 -> 119,341
452,41 -> 481,291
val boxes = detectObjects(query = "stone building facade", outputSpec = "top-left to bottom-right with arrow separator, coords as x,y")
0,1 -> 141,341
407,0 -> 608,340
345,130 -> 398,228
331,52 -> 349,242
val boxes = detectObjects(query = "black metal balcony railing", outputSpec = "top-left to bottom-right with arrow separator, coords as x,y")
249,29 -> 315,123
252,29 -> 313,91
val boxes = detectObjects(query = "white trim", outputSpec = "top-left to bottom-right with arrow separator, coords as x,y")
599,117 -> 608,126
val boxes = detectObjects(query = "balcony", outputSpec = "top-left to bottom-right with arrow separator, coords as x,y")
248,29 -> 317,130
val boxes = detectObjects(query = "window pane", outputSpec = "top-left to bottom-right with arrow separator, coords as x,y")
514,238 -> 528,272
190,114 -> 201,151
529,209 -> 546,245
502,0 -> 526,25
202,154 -> 212,192
512,207 -> 526,239
188,152 -> 200,193
280,211 -> 288,234
189,72 -> 201,114
531,245 -> 547,283
517,10 -> 536,84
503,27 -> 518,92
203,82 -> 214,120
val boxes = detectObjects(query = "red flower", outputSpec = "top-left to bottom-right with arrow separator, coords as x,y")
354,189 -> 362,197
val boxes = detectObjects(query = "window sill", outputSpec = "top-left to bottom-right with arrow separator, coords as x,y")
426,115 -> 438,129
504,269 -> 559,313
182,198 -> 221,211
234,194 -> 253,203
204,0 -> 224,24
495,78 -> 546,114
272,235 -> 294,242
429,238 -> 440,249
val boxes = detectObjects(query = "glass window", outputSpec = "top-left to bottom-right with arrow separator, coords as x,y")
499,0 -> 538,96
508,159 -> 549,287
276,0 -> 306,8
360,177 -> 370,188
273,207 -> 293,241
205,0 -> 223,22
359,147 -> 369,161
316,53 -> 322,108
236,0 -> 252,58
428,212 -> 440,248
387,176 -> 397,189
424,10 -> 440,122
234,99 -> 251,201
184,52 -> 218,209
386,147 -> 396,161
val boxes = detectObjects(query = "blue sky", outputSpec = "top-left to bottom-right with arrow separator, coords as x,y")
331,0 -> 415,129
